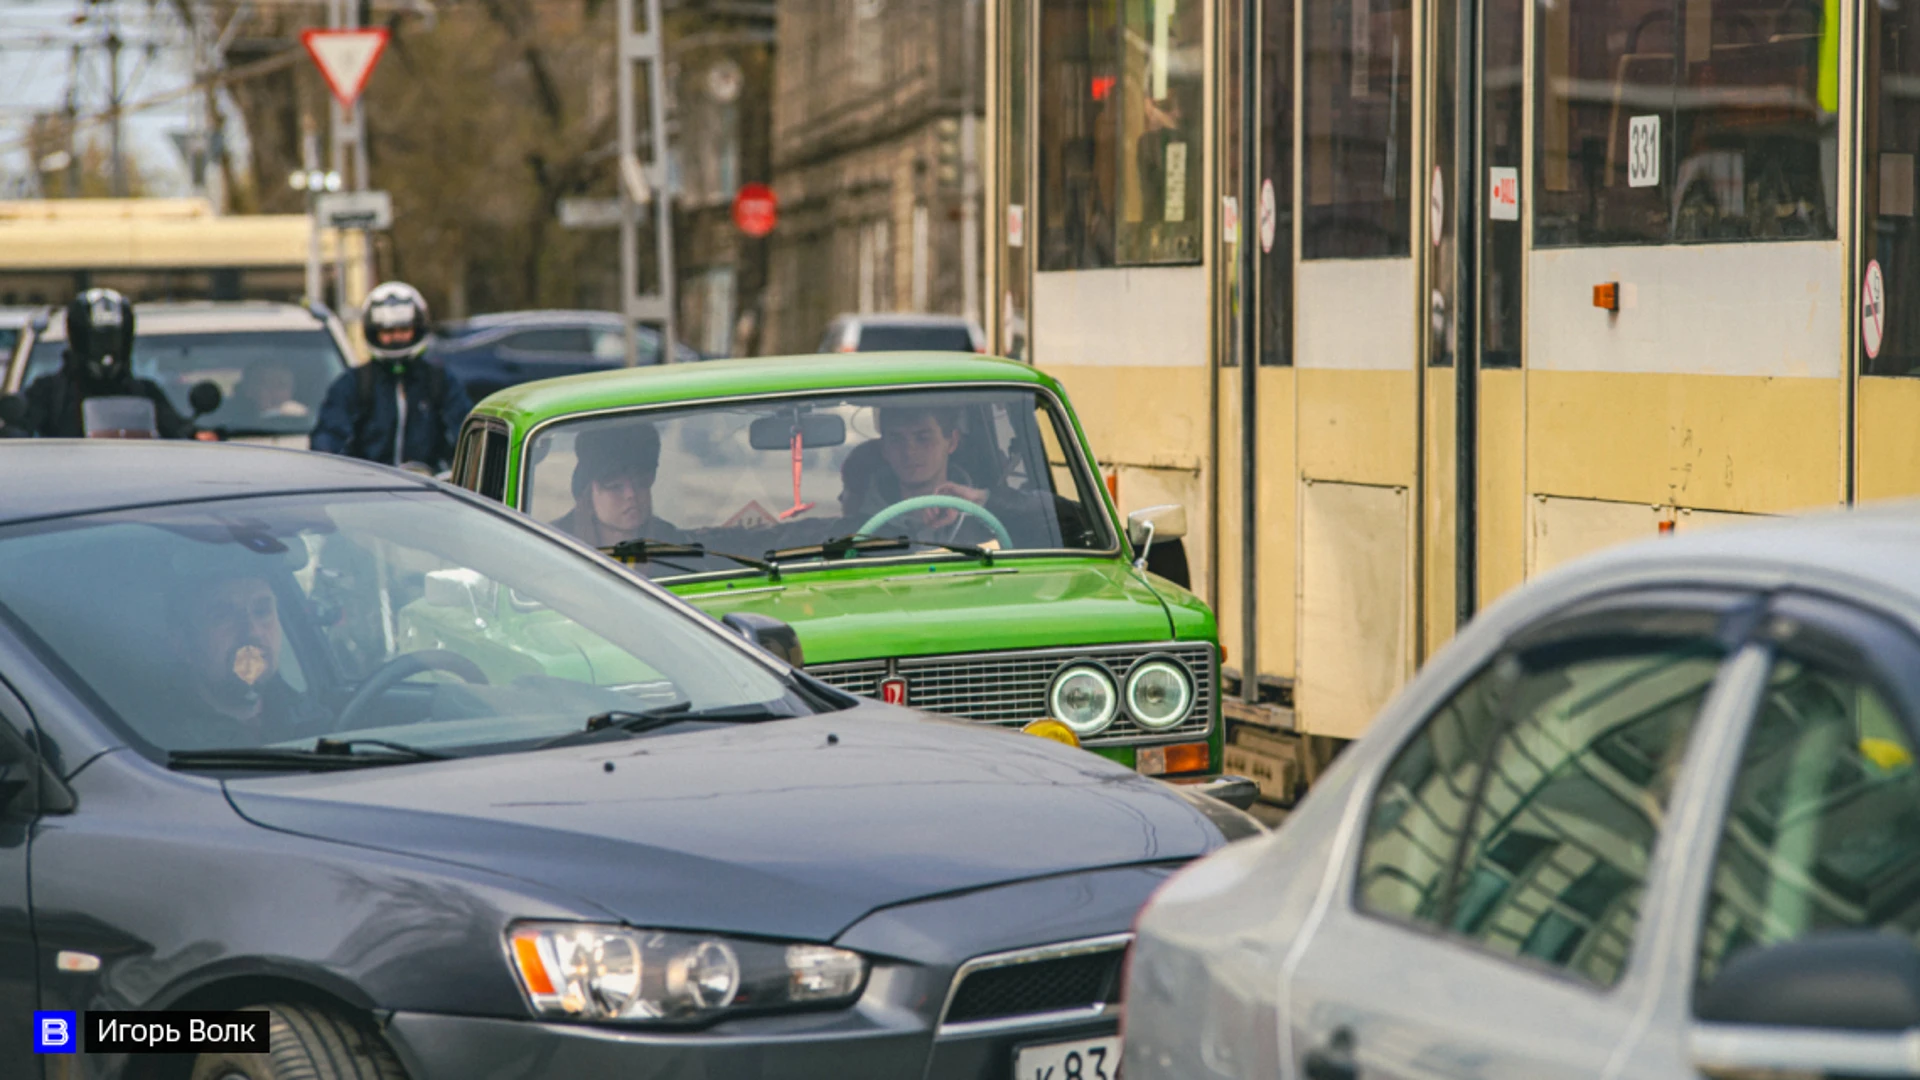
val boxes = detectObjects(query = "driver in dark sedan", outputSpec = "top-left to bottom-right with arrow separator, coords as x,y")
166,571 -> 326,747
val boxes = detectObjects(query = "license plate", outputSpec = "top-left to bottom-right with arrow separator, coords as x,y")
1014,1035 -> 1121,1080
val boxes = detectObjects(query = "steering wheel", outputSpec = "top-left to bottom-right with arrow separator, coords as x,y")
858,495 -> 1013,549
332,649 -> 490,733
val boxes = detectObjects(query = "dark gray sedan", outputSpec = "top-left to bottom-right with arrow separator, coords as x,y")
1125,504 -> 1920,1080
0,443 -> 1257,1080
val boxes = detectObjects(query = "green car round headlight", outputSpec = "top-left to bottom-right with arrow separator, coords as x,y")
1126,659 -> 1194,730
1049,664 -> 1119,736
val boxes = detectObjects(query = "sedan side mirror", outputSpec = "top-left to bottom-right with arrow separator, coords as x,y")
721,612 -> 806,668
188,380 -> 224,419
1692,932 -> 1920,1078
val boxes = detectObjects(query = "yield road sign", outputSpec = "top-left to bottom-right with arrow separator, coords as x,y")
302,29 -> 390,110
316,190 -> 393,230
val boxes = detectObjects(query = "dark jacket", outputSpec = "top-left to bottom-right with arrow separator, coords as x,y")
15,355 -> 192,439
311,362 -> 471,470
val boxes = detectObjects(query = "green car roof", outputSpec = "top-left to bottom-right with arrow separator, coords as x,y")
470,352 -> 1064,426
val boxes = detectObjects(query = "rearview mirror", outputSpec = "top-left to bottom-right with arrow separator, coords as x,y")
1127,504 -> 1188,547
722,612 -> 806,667
748,412 -> 846,451
424,568 -> 498,616
188,380 -> 224,418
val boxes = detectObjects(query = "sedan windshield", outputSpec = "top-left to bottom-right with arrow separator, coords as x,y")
24,330 -> 347,437
0,491 -> 810,758
524,386 -> 1114,578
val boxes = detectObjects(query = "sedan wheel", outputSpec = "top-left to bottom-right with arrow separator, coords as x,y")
188,1003 -> 406,1080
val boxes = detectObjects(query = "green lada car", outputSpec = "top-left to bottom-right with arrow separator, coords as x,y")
447,353 -> 1223,779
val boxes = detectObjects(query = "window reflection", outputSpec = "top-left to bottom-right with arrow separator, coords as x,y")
1116,0 -> 1204,263
1697,657 -> 1920,988
1536,0 -> 1837,247
1303,0 -> 1413,259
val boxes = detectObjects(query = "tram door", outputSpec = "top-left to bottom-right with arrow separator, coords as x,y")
1290,0 -> 1424,739
1859,1 -> 1920,499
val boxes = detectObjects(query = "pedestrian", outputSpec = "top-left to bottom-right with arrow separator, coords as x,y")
311,281 -> 471,473
9,288 -> 195,438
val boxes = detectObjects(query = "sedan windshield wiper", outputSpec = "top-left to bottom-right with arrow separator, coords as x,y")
534,701 -> 796,750
764,533 -> 911,564
167,738 -> 450,772
604,539 -> 780,579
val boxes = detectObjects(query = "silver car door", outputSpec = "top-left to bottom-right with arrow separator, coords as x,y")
1282,593 -> 1758,1080
1615,592 -> 1920,1079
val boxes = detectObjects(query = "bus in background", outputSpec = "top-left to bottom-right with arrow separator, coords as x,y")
0,197 -> 366,312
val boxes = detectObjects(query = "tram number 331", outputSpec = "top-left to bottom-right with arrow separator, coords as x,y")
1628,115 -> 1661,189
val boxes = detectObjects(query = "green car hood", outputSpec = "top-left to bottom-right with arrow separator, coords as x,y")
675,559 -> 1181,663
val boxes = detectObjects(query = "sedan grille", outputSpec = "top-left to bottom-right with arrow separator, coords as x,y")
807,642 -> 1215,746
939,935 -> 1131,1032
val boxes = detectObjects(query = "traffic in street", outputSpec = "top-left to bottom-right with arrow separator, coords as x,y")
3,0 -> 1920,1077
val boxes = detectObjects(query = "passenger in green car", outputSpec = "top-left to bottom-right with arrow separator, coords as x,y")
552,421 -> 689,548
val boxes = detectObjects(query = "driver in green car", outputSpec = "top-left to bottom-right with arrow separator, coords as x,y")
844,405 -> 1045,545
167,570 -> 327,748
552,420 -> 688,548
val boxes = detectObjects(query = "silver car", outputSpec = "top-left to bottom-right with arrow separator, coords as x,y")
1125,505 -> 1920,1080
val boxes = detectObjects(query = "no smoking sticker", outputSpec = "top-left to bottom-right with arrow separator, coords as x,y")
1864,259 -> 1887,360
1258,179 -> 1277,254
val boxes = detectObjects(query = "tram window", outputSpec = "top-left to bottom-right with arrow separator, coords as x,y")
1535,0 -> 1837,248
1038,0 -> 1203,270
1115,0 -> 1204,264
1482,0 -> 1524,368
1302,0 -> 1414,259
1866,1 -> 1920,377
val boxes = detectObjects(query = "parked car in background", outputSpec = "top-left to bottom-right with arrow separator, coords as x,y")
4,300 -> 352,447
1124,504 -> 1920,1080
0,440 -> 1259,1080
432,310 -> 703,402
819,313 -> 985,353
451,353 -> 1231,784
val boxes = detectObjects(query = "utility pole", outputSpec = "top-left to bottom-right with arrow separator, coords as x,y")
617,0 -> 678,365
959,0 -> 981,328
104,3 -> 126,197
64,42 -> 82,196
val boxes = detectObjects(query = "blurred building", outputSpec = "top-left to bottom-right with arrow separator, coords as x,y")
760,0 -> 985,355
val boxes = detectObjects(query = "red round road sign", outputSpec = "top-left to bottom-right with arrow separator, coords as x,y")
733,183 -> 778,238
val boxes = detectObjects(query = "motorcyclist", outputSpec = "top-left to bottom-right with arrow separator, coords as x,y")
10,288 -> 193,438
311,281 -> 471,472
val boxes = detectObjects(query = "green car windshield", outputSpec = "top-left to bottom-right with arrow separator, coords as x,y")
525,386 -> 1115,578
0,491 -> 810,759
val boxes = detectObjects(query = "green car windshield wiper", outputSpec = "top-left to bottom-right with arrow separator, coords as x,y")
898,538 -> 997,567
168,738 -> 451,772
535,701 -> 797,750
604,539 -> 780,579
764,533 -> 911,564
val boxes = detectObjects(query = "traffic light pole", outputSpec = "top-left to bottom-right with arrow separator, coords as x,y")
618,0 -> 678,366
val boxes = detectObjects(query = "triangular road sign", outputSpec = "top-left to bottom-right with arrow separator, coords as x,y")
301,29 -> 390,110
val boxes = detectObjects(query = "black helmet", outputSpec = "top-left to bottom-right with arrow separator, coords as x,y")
66,288 -> 135,383
362,281 -> 431,369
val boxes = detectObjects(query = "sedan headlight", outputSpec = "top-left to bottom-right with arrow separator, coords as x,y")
1126,659 -> 1194,730
1049,664 -> 1119,736
507,922 -> 867,1025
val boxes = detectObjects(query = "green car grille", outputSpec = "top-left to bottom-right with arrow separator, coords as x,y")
808,642 -> 1215,747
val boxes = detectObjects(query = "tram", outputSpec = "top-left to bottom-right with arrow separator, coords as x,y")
984,0 -> 1894,770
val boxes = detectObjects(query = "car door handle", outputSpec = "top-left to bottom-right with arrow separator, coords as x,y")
1304,1027 -> 1358,1080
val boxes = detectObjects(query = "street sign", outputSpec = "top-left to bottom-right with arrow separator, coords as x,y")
302,29 -> 390,110
558,197 -> 625,229
733,182 -> 778,238
316,190 -> 393,230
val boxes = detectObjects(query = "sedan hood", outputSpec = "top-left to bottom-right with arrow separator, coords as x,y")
225,705 -> 1222,943
679,558 -> 1177,663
